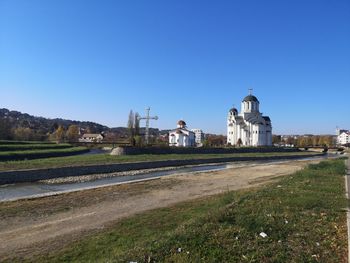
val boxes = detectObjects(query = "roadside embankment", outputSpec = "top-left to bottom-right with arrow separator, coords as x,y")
0,152 -> 325,185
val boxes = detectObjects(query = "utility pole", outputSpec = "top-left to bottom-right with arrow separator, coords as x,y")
138,107 -> 158,145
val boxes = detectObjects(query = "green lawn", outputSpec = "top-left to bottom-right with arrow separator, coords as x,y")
0,140 -> 55,145
0,151 -> 322,171
0,146 -> 88,161
17,158 -> 348,262
0,143 -> 72,151
0,141 -> 89,161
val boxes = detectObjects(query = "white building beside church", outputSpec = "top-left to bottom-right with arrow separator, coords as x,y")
227,93 -> 272,146
191,129 -> 204,147
169,120 -> 195,147
336,128 -> 350,145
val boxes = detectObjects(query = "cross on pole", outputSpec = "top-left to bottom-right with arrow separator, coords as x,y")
248,88 -> 253,95
138,107 -> 158,145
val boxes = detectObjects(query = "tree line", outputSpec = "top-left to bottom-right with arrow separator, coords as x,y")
0,108 -> 107,141
273,135 -> 335,147
0,117 -> 87,143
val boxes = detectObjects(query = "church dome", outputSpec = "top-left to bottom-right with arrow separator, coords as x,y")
177,120 -> 186,126
229,107 -> 238,113
243,95 -> 259,102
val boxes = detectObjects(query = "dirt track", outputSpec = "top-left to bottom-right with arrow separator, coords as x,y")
0,159 -> 320,260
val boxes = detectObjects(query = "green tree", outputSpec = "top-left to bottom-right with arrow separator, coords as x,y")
0,118 -> 12,140
202,139 -> 209,147
66,125 -> 80,142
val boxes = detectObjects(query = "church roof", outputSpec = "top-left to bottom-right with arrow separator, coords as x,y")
235,116 -> 243,120
263,116 -> 271,121
175,129 -> 183,134
82,133 -> 104,138
243,95 -> 259,102
169,128 -> 194,135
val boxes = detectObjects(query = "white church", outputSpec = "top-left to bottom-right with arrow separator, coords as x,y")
169,120 -> 196,147
227,92 -> 272,146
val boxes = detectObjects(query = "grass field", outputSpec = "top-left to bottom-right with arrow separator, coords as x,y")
14,158 -> 346,262
0,141 -> 88,161
0,140 -> 54,145
0,151 -> 322,171
0,143 -> 73,151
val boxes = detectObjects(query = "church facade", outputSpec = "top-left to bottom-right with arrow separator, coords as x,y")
227,93 -> 272,146
169,120 -> 196,147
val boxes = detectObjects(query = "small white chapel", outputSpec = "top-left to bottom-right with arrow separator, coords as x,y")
169,120 -> 195,147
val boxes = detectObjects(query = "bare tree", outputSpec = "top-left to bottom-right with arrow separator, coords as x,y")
66,125 -> 80,142
55,125 -> 65,143
134,112 -> 140,136
127,110 -> 135,146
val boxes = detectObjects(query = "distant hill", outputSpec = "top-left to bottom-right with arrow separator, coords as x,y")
0,108 -> 169,141
0,108 -> 108,134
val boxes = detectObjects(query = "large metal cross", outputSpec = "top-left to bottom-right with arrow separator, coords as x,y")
138,107 -> 158,145
248,88 -> 253,95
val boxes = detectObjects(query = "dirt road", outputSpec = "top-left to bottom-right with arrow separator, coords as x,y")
0,159 -> 319,260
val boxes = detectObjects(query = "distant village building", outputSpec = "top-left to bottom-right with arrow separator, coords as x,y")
227,93 -> 272,146
191,129 -> 205,147
336,128 -> 350,145
79,133 -> 104,143
169,120 -> 195,147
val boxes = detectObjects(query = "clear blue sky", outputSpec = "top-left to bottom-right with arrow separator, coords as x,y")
1,0 -> 349,135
